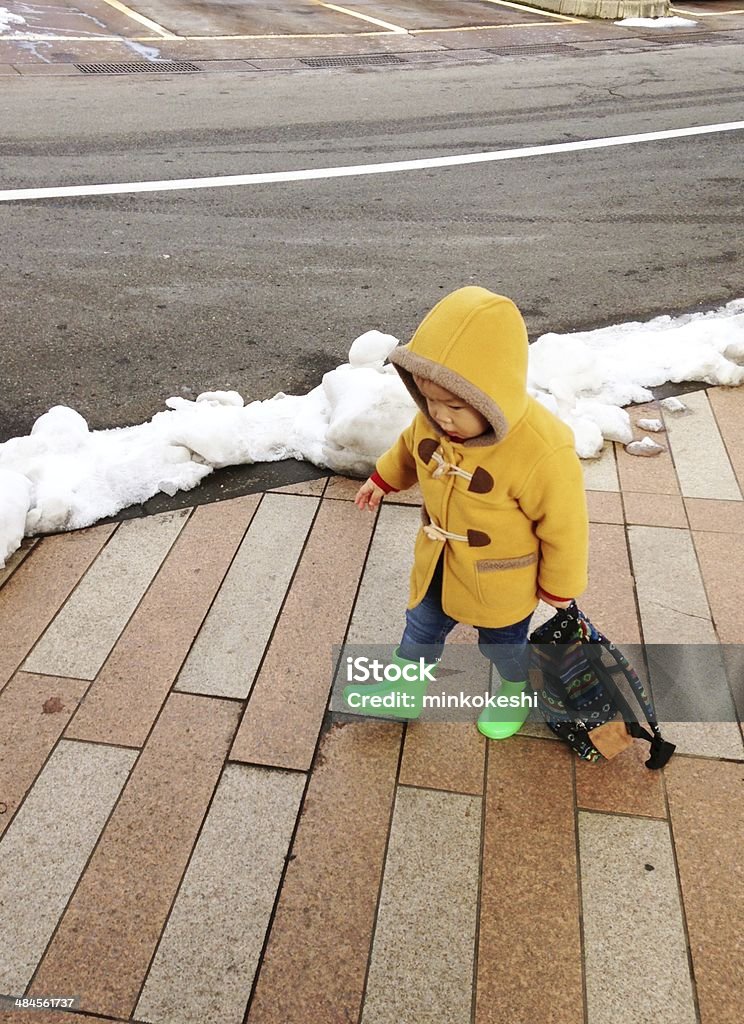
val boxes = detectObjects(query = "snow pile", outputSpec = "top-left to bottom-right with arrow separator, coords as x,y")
0,7 -> 25,33
2,302 -> 744,566
615,17 -> 697,27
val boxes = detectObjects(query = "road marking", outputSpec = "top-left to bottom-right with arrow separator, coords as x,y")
314,1 -> 409,33
2,121 -> 741,203
99,0 -> 179,39
479,0 -> 583,22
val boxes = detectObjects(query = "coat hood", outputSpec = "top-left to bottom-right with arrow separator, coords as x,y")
389,286 -> 529,446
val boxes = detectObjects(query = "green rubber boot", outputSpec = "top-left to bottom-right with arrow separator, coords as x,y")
342,649 -> 437,721
477,679 -> 532,740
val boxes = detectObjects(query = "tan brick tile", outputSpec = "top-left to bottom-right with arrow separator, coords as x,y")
708,386 -> 744,492
685,498 -> 744,534
623,491 -> 687,528
247,720 -> 401,1024
575,739 -> 666,818
0,537 -> 37,589
29,693 -> 241,1019
616,402 -> 679,495
66,496 -> 258,747
270,477 -> 327,496
665,757 -> 744,1024
0,526 -> 115,693
400,722 -> 485,794
692,530 -> 744,643
586,490 -> 624,524
476,736 -> 581,1024
0,672 -> 89,839
583,523 -> 641,644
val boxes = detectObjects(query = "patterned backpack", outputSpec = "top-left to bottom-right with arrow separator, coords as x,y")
529,603 -> 676,770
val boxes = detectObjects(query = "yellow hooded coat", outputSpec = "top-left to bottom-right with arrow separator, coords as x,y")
376,287 -> 589,628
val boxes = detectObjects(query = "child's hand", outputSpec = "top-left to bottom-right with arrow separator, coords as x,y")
355,479 -> 385,511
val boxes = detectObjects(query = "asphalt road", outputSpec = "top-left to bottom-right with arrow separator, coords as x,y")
1,43 -> 743,454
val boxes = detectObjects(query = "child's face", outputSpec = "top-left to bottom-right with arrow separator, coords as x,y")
414,376 -> 489,440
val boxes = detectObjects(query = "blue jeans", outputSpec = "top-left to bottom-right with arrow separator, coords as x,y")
399,557 -> 532,682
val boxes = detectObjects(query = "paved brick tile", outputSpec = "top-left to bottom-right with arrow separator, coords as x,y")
476,737 -> 582,1024
708,386 -> 744,490
580,812 -> 696,1024
616,402 -> 679,495
29,693 -> 241,1019
663,391 -> 741,499
399,722 -> 485,795
176,493 -> 318,699
623,491 -> 687,528
0,741 -> 136,996
685,498 -> 744,533
692,530 -> 744,643
136,765 -> 305,1024
0,525 -> 115,693
582,442 -> 619,492
66,496 -> 258,747
362,786 -> 481,1024
230,498 -> 374,770
270,477 -> 327,496
665,757 -> 744,1024
583,523 -> 641,643
0,537 -> 37,589
247,720 -> 401,1024
575,739 -> 666,818
0,672 -> 89,839
23,511 -> 188,681
586,490 -> 624,524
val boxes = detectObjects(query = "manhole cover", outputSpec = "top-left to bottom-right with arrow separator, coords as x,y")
299,54 -> 405,67
485,43 -> 579,56
75,61 -> 202,74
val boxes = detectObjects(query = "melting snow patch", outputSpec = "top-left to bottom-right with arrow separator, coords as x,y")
615,17 -> 697,27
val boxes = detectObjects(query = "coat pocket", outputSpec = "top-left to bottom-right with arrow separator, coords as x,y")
474,554 -> 538,610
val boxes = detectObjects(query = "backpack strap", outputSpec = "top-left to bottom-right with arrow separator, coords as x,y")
586,640 -> 676,770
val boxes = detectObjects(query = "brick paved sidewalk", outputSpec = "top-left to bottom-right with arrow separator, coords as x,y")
1,387 -> 743,1024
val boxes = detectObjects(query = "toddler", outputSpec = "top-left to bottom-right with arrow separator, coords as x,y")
343,286 -> 589,740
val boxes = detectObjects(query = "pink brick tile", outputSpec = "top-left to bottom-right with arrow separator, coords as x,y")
230,499 -> 374,770
665,757 -> 744,1024
476,736 -> 582,1024
685,498 -> 744,534
586,490 -> 624,524
29,693 -> 241,1019
692,531 -> 744,643
270,477 -> 327,496
708,386 -> 744,491
575,739 -> 666,818
623,491 -> 687,528
0,672 -> 89,839
400,722 -> 485,795
0,526 -> 115,694
247,720 -> 401,1024
65,497 -> 258,747
615,402 -> 679,495
583,523 -> 641,644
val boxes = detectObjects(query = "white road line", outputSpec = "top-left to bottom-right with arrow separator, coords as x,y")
479,0 -> 582,23
315,1 -> 409,33
99,0 -> 179,39
1,121 -> 741,203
